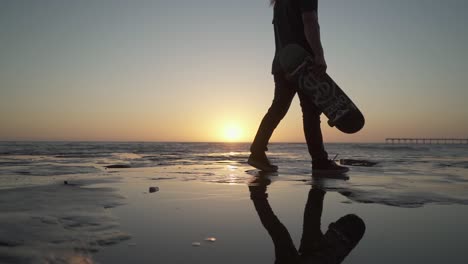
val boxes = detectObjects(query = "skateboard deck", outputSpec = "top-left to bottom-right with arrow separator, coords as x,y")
279,44 -> 365,134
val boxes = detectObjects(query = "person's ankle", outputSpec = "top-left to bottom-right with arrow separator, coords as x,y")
312,158 -> 329,167
248,152 -> 278,172
250,151 -> 266,157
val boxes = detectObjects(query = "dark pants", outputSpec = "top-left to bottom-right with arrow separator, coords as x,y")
250,73 -> 328,162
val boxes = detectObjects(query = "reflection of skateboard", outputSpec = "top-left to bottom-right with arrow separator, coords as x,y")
279,44 -> 365,134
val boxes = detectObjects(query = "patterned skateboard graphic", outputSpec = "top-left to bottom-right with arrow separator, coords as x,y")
279,44 -> 364,133
292,57 -> 357,126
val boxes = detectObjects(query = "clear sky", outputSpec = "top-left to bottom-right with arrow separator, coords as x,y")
1,0 -> 467,142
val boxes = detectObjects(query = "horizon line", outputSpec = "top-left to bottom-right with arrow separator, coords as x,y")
0,140 -> 385,144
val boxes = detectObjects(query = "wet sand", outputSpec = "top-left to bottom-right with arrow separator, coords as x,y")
1,164 -> 468,264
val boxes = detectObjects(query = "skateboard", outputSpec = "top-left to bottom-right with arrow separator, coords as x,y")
279,44 -> 365,134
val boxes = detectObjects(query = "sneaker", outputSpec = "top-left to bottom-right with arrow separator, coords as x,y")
248,176 -> 271,200
312,159 -> 349,174
248,152 -> 278,172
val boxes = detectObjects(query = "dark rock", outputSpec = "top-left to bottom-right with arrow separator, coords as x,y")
105,164 -> 131,169
0,239 -> 23,247
63,180 -> 78,186
149,187 -> 159,193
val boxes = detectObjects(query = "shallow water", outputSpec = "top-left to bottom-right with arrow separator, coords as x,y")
0,142 -> 467,263
0,178 -> 129,263
94,178 -> 468,264
1,142 -> 467,207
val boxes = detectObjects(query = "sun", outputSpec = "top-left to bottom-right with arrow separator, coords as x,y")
224,124 -> 243,142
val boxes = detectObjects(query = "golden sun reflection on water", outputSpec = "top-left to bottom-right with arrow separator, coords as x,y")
68,255 -> 94,264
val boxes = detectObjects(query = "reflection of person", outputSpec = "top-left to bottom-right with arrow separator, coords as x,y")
249,178 -> 365,263
248,0 -> 348,173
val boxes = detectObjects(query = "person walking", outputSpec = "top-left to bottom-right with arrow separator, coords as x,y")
248,0 -> 349,173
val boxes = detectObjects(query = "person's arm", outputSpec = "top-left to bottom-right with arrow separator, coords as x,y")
302,10 -> 327,74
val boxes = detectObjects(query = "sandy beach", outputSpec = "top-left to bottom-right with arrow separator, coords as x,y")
1,142 -> 467,264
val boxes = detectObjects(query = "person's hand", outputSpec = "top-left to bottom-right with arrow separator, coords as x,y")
313,55 -> 327,76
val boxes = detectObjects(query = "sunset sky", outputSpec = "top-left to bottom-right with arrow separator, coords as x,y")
1,0 -> 467,142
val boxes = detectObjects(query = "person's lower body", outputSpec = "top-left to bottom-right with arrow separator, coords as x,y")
249,73 -> 339,172
248,182 -> 301,263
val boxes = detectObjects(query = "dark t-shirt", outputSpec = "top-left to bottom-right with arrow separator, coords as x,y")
271,0 -> 318,74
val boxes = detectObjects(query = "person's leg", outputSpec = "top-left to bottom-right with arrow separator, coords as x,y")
297,90 -> 349,173
299,188 -> 326,256
249,183 -> 300,263
296,91 -> 328,162
249,74 -> 296,171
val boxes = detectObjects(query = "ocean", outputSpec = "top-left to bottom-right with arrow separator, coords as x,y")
1,142 -> 467,172
1,141 -> 467,207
